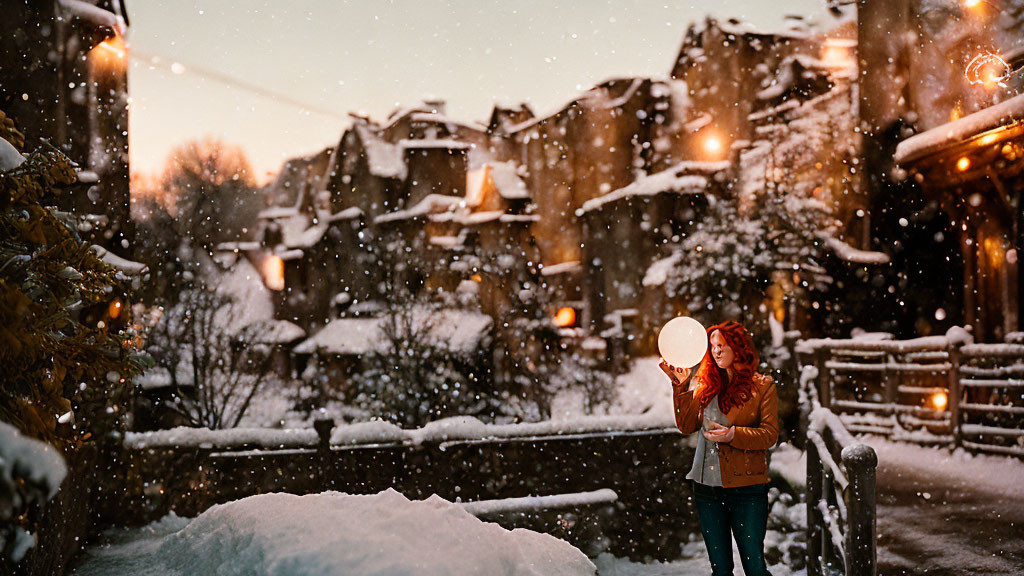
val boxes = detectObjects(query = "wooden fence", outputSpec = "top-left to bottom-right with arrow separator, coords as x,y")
805,407 -> 877,576
798,336 -> 1024,457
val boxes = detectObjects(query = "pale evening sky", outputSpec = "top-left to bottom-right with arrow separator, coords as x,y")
126,0 -> 835,182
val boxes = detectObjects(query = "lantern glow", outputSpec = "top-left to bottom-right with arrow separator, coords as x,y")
554,307 -> 576,327
263,255 -> 285,291
932,391 -> 949,411
956,157 -> 971,172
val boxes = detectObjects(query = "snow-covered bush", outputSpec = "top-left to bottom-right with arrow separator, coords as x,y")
0,421 -> 67,564
144,286 -> 276,429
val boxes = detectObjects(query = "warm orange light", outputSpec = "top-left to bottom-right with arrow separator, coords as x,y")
963,0 -> 982,7
470,274 -> 482,283
931,391 -> 948,410
91,35 -> 127,66
977,132 -> 1000,146
703,136 -> 723,154
554,307 -> 576,327
262,255 -> 285,291
108,299 -> 123,319
820,38 -> 855,68
956,157 -> 971,171
965,52 -> 1010,88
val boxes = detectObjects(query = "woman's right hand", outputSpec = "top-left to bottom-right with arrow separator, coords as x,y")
659,359 -> 691,387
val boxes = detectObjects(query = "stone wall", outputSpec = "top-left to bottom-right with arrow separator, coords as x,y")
117,430 -> 701,561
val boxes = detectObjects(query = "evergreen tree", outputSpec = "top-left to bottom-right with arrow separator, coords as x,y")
0,115 -> 144,445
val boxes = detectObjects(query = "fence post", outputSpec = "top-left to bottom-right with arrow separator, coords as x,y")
816,348 -> 831,409
947,343 -> 962,447
806,434 -> 823,576
314,418 -> 335,491
842,443 -> 878,576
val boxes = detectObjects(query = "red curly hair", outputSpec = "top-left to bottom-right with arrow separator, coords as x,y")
693,320 -> 759,414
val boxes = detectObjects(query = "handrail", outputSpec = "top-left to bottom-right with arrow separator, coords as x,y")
806,406 -> 877,576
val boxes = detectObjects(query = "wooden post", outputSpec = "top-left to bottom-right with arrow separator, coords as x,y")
314,418 -> 335,491
816,348 -> 831,409
948,344 -> 962,447
842,443 -> 878,576
806,434 -> 823,576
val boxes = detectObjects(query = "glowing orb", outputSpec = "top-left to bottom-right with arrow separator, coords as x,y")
932,391 -> 948,411
956,156 -> 971,172
658,316 -> 708,369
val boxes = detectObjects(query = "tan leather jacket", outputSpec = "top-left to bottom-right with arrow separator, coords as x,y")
672,373 -> 779,488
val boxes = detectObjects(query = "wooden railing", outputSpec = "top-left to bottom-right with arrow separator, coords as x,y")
805,407 -> 877,576
798,335 -> 1024,457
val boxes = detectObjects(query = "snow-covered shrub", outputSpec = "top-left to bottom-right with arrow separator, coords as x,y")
0,421 -> 67,564
144,286 -> 276,429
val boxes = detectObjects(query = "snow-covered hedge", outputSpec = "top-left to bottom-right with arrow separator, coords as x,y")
124,413 -> 679,451
0,421 -> 67,563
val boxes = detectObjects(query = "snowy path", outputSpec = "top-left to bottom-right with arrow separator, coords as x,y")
870,437 -> 1024,575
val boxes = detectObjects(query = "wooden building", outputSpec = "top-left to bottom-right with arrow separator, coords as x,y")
1,0 -> 132,249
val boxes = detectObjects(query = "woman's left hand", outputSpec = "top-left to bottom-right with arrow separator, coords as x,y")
703,426 -> 735,444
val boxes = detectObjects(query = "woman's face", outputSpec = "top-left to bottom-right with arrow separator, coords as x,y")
709,330 -> 735,370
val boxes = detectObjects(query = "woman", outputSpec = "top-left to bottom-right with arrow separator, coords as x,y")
660,320 -> 778,576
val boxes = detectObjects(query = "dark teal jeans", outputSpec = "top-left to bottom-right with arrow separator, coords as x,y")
690,480 -> 772,576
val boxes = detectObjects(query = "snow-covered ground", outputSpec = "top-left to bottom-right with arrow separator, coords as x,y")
867,436 -> 1024,575
71,489 -> 596,576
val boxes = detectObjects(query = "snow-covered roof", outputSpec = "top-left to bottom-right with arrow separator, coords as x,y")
488,161 -> 530,200
249,319 -> 306,344
375,194 -> 464,224
577,163 -> 714,216
354,123 -> 407,179
294,307 -> 492,356
756,54 -> 831,101
895,93 -> 1024,165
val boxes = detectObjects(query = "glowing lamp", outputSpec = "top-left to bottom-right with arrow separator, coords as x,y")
956,157 -> 971,172
108,299 -> 123,319
963,0 -> 981,7
931,391 -> 948,411
703,136 -> 722,154
263,255 -> 285,291
554,307 -> 576,327
658,316 -> 708,369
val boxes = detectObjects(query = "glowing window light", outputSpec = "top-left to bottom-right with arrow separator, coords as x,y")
108,299 -> 123,319
703,135 -> 722,154
262,255 -> 285,291
554,307 -> 576,328
931,391 -> 949,411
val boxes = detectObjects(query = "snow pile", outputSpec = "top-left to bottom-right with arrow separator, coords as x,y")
0,138 -> 25,171
576,165 -> 709,216
75,490 -> 596,576
0,421 -> 67,562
